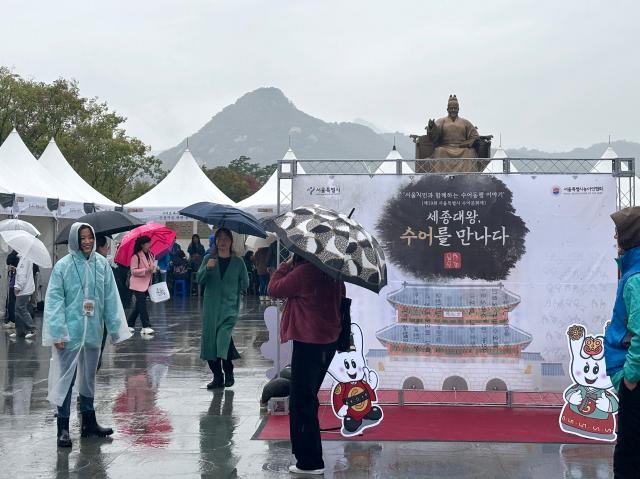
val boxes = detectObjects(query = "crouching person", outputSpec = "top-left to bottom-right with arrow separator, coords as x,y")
43,223 -> 132,448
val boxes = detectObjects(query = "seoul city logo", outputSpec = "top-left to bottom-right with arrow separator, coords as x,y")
552,186 -> 561,196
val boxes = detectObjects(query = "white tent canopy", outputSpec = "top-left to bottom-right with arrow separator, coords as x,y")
484,145 -> 517,173
236,170 -> 279,217
39,138 -> 118,209
0,129 -> 88,217
237,148 -> 299,217
125,148 -> 235,221
283,147 -> 305,174
375,146 -> 414,174
592,144 -> 619,173
492,146 -> 508,159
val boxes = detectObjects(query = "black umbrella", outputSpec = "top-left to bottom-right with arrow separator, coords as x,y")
55,211 -> 145,244
179,202 -> 267,238
267,205 -> 387,293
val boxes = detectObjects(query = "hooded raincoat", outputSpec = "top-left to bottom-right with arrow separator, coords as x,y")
43,223 -> 131,407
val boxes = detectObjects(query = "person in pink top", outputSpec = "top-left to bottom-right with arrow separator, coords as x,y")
127,236 -> 158,335
268,254 -> 344,475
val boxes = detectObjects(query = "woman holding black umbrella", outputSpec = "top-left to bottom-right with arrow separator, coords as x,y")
197,228 -> 249,389
266,204 -> 387,475
268,254 -> 344,475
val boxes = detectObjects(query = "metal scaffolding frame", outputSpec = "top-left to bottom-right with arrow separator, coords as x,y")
269,157 -> 635,393
278,157 -> 635,212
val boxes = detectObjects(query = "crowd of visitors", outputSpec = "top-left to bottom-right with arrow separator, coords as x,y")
2,222 -> 301,454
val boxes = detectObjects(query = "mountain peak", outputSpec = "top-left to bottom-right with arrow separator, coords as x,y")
235,87 -> 292,108
158,87 -> 412,168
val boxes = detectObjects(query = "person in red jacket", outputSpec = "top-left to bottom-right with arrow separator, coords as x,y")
268,254 -> 344,476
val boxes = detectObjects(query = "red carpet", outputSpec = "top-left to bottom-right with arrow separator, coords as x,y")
253,405 -> 599,444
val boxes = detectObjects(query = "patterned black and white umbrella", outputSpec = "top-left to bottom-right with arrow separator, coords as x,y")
268,205 -> 387,293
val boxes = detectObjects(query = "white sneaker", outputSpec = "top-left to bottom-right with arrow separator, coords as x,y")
289,465 -> 324,475
128,327 -> 135,333
9,332 -> 16,338
141,327 -> 155,335
24,331 -> 36,339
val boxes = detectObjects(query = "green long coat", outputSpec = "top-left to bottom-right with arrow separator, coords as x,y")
197,254 -> 249,360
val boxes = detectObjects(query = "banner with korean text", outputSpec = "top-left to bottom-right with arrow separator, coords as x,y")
293,173 -> 618,392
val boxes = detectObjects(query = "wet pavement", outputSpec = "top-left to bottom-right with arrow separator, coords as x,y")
1,296 -> 614,478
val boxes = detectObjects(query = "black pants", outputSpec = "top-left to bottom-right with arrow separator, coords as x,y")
127,291 -> 151,328
614,381 -> 640,478
207,358 -> 234,377
289,340 -> 337,471
97,324 -> 108,371
207,338 -> 240,377
114,266 -> 131,309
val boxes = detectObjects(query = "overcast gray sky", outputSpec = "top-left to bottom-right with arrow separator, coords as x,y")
1,0 -> 638,153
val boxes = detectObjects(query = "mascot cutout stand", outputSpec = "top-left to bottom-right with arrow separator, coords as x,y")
327,323 -> 384,437
559,324 -> 619,442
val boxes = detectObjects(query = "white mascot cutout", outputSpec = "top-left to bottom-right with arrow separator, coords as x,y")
559,324 -> 619,442
327,323 -> 384,437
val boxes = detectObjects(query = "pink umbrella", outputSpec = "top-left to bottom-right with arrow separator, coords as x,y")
114,223 -> 176,267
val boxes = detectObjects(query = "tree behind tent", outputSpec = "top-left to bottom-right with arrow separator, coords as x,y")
0,67 -> 164,204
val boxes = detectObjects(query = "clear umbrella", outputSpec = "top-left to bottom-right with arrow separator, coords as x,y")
0,219 -> 40,252
0,219 -> 40,236
0,230 -> 52,268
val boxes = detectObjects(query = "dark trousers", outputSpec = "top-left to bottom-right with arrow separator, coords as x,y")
289,340 -> 337,471
207,338 -> 239,377
258,274 -> 269,296
97,324 -> 108,371
207,358 -> 233,377
57,371 -> 95,419
614,381 -> 640,478
114,266 -> 131,308
127,291 -> 151,328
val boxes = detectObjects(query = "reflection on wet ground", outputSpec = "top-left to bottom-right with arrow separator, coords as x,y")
0,296 -> 613,478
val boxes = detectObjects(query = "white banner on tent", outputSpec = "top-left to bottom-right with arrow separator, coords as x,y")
292,174 -> 618,392
125,207 -> 193,222
12,195 -> 54,218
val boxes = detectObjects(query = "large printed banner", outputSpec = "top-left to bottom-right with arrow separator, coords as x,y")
293,174 -> 618,393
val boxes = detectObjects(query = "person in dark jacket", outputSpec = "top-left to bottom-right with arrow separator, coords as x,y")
268,254 -> 344,475
3,250 -> 19,327
187,234 -> 206,258
243,251 -> 258,296
605,206 -> 640,478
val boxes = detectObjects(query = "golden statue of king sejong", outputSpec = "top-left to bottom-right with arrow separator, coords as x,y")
411,95 -> 492,172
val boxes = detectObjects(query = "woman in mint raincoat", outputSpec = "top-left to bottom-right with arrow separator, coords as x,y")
197,228 -> 248,389
43,223 -> 131,448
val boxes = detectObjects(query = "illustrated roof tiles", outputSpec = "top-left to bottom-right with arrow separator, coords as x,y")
375,323 -> 532,347
387,283 -> 521,309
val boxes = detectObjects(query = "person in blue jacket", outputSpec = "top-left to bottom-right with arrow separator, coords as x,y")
43,223 -> 131,448
605,206 -> 640,477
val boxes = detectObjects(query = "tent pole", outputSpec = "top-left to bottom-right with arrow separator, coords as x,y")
53,216 -> 59,263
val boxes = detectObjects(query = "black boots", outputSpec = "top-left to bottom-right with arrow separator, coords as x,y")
207,358 -> 225,389
80,411 -> 114,437
57,417 -> 72,448
223,359 -> 234,388
207,377 -> 224,389
206,358 -> 235,388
